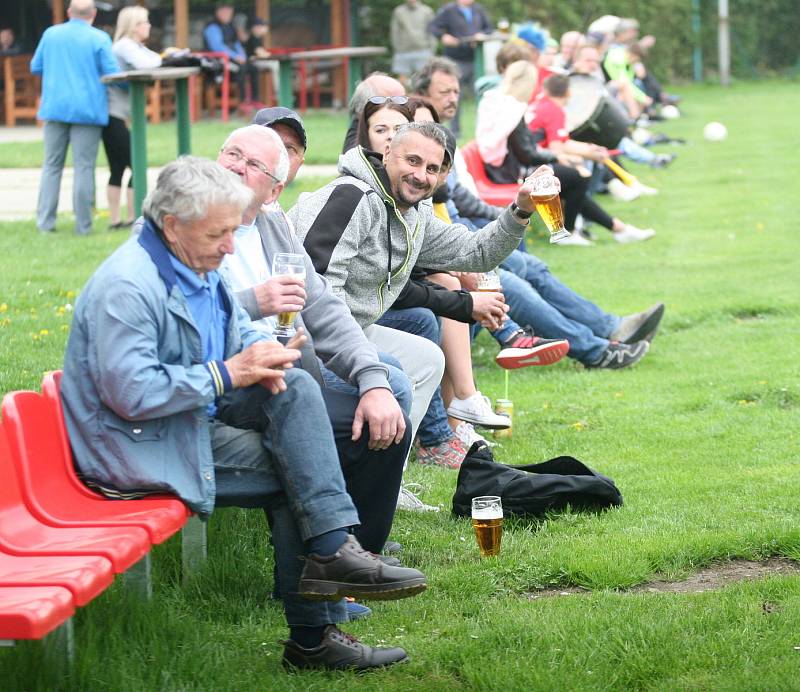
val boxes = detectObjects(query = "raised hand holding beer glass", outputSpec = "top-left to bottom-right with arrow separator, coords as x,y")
472,495 -> 503,557
271,253 -> 306,339
529,172 -> 570,244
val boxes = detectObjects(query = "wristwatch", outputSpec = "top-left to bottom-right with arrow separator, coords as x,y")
510,202 -> 533,222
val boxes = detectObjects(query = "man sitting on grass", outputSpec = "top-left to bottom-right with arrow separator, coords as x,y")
60,157 -> 427,671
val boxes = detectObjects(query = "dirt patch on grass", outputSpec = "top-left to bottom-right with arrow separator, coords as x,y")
526,558 -> 800,599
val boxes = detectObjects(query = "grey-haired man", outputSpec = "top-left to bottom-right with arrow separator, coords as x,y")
62,157 -> 426,671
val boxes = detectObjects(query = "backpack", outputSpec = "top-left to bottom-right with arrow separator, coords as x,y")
451,442 -> 623,518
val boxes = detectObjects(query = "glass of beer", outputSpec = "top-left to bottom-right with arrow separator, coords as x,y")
271,252 -> 306,339
529,174 -> 570,244
477,269 -> 502,292
472,495 -> 503,557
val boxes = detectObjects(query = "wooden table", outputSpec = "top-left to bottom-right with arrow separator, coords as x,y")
102,66 -> 199,216
255,46 -> 387,109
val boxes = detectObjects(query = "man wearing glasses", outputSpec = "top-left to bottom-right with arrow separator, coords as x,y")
215,124 -> 414,570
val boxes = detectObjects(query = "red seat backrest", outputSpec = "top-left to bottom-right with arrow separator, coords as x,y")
0,420 -> 32,513
459,141 -> 518,207
2,391 -> 74,506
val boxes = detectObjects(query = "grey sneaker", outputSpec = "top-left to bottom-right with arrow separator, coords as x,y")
610,303 -> 665,344
282,625 -> 408,671
587,340 -> 650,369
298,535 -> 427,601
396,483 -> 440,512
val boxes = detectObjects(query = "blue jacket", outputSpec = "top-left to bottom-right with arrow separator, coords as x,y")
61,221 -> 266,516
30,18 -> 119,125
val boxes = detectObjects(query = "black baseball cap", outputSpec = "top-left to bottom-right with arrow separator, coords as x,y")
436,124 -> 457,168
251,107 -> 307,150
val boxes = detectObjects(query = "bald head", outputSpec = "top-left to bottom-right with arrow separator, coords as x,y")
68,0 -> 96,20
349,72 -> 405,117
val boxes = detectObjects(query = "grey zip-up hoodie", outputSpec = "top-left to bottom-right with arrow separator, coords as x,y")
288,146 -> 525,328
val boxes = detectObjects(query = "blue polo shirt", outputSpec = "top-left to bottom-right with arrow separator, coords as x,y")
30,18 -> 119,125
168,255 -> 230,415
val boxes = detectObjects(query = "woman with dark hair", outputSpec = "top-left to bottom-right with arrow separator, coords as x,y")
405,96 -> 440,123
355,95 -> 413,152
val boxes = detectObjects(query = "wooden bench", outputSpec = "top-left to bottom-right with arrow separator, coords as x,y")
2,54 -> 41,127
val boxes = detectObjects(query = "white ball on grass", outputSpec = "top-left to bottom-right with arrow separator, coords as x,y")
703,121 -> 728,141
661,104 -> 680,119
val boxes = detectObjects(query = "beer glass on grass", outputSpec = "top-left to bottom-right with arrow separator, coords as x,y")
272,252 -> 305,339
530,174 -> 570,243
472,496 -> 503,557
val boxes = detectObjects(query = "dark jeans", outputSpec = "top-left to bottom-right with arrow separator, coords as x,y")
213,368 -> 359,627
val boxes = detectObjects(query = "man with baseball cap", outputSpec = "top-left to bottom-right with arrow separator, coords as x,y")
251,106 -> 307,188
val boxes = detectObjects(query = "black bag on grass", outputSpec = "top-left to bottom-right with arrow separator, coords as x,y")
451,442 -> 623,518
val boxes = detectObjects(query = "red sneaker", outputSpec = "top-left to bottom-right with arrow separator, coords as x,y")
496,329 -> 569,369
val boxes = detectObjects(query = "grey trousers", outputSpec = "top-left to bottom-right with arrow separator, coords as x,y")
37,121 -> 101,235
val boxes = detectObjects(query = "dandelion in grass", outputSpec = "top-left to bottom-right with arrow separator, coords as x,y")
0,302 -> 7,313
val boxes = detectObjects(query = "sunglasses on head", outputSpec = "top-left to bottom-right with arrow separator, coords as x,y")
367,95 -> 409,106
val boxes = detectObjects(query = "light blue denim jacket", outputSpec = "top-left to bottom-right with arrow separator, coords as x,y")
61,220 -> 267,516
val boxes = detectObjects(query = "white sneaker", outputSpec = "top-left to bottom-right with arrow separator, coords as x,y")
614,225 -> 656,243
633,181 -> 659,196
453,422 -> 494,448
447,392 -> 510,430
556,231 -> 594,246
396,483 -> 440,512
608,178 -> 641,202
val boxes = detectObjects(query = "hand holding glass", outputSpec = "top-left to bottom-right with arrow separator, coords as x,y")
529,174 -> 570,244
472,495 -> 503,557
271,253 -> 306,339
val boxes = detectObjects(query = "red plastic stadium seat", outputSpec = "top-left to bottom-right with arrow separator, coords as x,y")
459,140 -> 519,207
0,551 -> 113,607
2,377 -> 190,543
0,422 -> 150,573
0,586 -> 74,640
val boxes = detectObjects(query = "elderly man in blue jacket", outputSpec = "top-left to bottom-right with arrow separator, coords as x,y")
30,0 -> 119,235
60,157 -> 427,671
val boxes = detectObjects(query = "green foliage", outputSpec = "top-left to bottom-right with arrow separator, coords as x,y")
358,0 -> 800,81
1,81 -> 800,689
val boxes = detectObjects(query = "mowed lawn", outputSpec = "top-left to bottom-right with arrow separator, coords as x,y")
1,80 -> 799,691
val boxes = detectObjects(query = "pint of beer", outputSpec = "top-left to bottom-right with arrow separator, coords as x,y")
271,253 -> 306,339
471,495 -> 503,557
477,269 -> 502,292
529,175 -> 570,244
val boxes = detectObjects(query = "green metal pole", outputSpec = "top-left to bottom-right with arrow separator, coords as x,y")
129,82 -> 148,219
692,0 -> 703,82
278,60 -> 294,108
473,41 -> 485,81
175,77 -> 191,156
348,58 -> 362,102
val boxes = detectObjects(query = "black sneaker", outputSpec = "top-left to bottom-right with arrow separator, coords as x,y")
652,153 -> 676,168
298,535 -> 427,601
610,303 -> 665,344
282,625 -> 408,671
587,340 -> 650,369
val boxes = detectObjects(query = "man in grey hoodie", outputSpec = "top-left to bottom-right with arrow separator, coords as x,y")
289,121 -> 554,443
216,123 -> 412,558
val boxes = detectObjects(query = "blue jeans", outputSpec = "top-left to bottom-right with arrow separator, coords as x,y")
498,251 -> 620,365
320,353 -> 413,418
213,368 -> 360,628
376,307 -> 453,447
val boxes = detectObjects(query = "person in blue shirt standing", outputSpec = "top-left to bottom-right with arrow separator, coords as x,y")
30,0 -> 119,235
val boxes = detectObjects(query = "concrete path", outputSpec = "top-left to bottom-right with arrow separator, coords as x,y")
0,163 -> 339,222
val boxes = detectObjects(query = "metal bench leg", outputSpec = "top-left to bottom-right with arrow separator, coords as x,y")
181,516 -> 207,582
43,617 -> 75,672
123,553 -> 153,600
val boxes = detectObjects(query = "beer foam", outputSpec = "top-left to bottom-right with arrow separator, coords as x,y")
472,507 -> 502,520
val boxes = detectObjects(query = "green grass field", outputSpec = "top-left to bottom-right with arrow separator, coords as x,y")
1,80 -> 800,690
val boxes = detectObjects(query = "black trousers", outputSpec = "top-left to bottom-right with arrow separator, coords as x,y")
101,116 -> 132,188
552,163 -> 614,231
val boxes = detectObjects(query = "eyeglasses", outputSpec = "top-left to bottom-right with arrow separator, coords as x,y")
367,95 -> 409,106
219,147 -> 281,183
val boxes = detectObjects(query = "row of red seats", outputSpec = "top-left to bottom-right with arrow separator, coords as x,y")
0,372 -> 190,643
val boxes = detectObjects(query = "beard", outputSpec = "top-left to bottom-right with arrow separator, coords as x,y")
394,176 -> 432,207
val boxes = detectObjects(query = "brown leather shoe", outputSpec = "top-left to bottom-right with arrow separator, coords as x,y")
282,625 -> 408,671
298,535 -> 427,601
